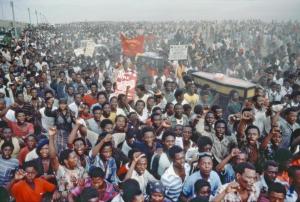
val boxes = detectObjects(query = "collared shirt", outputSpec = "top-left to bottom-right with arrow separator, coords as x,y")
169,114 -> 189,127
279,117 -> 300,149
161,163 -> 190,202
210,134 -> 237,163
267,90 -> 282,102
182,170 -> 221,198
89,153 -> 118,184
215,181 -> 260,202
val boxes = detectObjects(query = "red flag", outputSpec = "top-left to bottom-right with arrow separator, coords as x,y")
120,33 -> 144,57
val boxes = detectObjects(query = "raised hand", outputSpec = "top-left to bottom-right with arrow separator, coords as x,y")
75,118 -> 82,126
241,111 -> 253,123
133,153 -> 146,164
230,148 -> 240,158
10,102 -> 19,110
225,181 -> 240,193
48,127 -> 57,137
14,169 -> 26,181
103,134 -> 113,143
162,120 -> 171,128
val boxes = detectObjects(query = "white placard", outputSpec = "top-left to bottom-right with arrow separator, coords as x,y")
74,48 -> 84,57
169,44 -> 188,60
84,41 -> 96,57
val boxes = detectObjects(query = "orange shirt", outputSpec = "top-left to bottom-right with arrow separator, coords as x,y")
276,171 -> 289,185
11,178 -> 56,202
291,158 -> 300,166
117,164 -> 129,181
276,158 -> 300,186
82,94 -> 97,107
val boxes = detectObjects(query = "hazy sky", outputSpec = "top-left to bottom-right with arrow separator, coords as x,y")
1,0 -> 300,23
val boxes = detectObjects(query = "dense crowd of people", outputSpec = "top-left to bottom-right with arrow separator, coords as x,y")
0,20 -> 300,202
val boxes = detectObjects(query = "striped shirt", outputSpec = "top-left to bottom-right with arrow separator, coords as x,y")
161,163 -> 190,202
89,152 -> 118,185
0,156 -> 19,187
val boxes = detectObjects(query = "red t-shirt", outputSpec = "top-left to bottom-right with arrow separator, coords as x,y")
18,147 -> 30,166
11,178 -> 56,202
82,94 -> 97,107
7,120 -> 34,138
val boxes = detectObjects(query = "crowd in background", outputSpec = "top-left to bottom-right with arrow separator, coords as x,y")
0,20 -> 300,202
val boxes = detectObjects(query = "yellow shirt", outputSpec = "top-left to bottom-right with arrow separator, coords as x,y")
184,93 -> 200,109
101,112 -> 116,124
